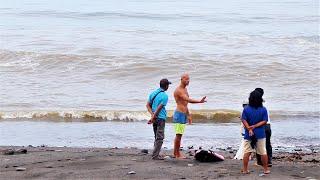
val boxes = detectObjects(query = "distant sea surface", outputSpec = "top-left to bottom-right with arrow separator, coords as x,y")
0,0 -> 319,148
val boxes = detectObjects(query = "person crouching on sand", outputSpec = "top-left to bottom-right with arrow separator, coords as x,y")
146,78 -> 171,160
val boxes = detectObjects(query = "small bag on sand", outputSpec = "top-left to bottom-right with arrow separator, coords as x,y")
195,150 -> 224,162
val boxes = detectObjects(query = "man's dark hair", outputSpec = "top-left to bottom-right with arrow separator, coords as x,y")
160,78 -> 171,89
242,103 -> 248,108
249,90 -> 263,108
254,88 -> 264,96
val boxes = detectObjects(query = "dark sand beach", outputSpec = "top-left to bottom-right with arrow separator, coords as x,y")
1,146 -> 319,180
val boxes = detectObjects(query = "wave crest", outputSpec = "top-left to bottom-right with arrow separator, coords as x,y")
0,110 -> 240,123
0,110 -> 318,123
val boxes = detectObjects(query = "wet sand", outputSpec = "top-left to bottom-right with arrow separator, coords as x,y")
0,146 -> 319,180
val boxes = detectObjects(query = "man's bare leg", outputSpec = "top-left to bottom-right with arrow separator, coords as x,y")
174,134 -> 186,158
173,134 -> 180,157
242,152 -> 251,174
261,154 -> 270,174
173,135 -> 178,157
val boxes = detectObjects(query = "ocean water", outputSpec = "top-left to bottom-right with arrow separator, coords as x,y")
0,120 -> 319,149
0,0 -> 319,114
0,0 -> 319,147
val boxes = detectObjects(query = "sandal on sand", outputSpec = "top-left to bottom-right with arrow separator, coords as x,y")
264,170 -> 271,174
152,157 -> 164,160
152,156 -> 165,160
241,170 -> 250,174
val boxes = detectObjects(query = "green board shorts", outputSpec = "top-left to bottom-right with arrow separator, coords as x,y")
174,123 -> 186,135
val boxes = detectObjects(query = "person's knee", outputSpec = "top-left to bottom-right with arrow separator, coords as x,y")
156,134 -> 164,140
156,136 -> 164,141
262,154 -> 268,160
156,138 -> 164,143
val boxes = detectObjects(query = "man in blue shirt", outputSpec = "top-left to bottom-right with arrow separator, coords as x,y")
146,78 -> 171,160
241,90 -> 270,174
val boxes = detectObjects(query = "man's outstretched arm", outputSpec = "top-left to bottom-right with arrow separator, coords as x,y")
181,94 -> 207,104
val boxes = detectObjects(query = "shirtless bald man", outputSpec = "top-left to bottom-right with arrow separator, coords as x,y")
173,73 -> 207,158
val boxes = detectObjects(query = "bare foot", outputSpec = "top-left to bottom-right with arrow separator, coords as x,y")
175,155 -> 187,159
241,169 -> 250,174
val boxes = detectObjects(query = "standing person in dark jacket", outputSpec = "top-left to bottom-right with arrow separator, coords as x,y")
255,88 -> 272,167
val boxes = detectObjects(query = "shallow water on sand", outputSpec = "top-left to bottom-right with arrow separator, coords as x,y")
0,119 -> 319,150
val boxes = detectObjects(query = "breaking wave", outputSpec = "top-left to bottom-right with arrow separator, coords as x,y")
0,110 -> 318,123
